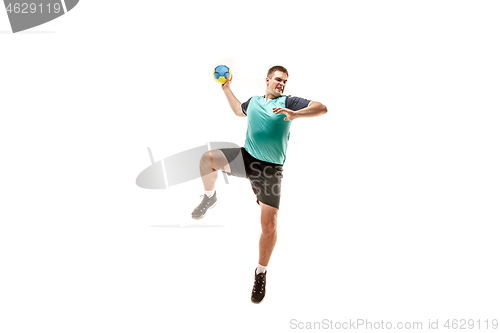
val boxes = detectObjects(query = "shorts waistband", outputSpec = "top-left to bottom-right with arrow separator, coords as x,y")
242,148 -> 283,168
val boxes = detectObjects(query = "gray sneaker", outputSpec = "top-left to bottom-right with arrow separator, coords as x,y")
191,192 -> 217,219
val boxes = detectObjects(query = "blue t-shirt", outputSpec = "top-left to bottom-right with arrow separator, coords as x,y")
241,95 -> 311,165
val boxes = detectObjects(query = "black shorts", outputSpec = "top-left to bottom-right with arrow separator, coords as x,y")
219,147 -> 283,209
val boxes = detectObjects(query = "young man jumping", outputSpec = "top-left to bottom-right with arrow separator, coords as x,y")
192,65 -> 328,303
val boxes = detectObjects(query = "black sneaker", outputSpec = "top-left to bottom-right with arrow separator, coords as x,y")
191,192 -> 217,219
251,269 -> 266,304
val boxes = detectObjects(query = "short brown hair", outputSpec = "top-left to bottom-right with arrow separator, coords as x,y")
267,65 -> 288,79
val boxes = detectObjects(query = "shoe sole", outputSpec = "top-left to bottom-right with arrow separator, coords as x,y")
191,200 -> 217,220
251,295 -> 265,304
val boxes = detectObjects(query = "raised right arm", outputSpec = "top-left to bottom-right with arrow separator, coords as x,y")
222,76 -> 246,117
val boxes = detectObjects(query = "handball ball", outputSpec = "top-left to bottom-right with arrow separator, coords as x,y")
213,65 -> 232,84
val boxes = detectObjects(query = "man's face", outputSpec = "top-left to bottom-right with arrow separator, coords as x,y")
266,70 -> 288,97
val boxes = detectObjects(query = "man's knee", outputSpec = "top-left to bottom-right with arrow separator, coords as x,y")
200,151 -> 213,169
201,150 -> 230,172
263,220 -> 277,235
261,206 -> 278,234
201,150 -> 222,171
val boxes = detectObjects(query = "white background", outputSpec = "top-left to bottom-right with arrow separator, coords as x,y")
1,1 -> 499,332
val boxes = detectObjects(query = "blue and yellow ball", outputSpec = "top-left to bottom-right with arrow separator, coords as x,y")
213,65 -> 232,84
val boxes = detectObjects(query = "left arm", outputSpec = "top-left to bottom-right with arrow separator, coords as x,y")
272,101 -> 328,121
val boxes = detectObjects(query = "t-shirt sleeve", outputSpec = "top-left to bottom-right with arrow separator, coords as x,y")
285,96 -> 312,111
241,97 -> 252,116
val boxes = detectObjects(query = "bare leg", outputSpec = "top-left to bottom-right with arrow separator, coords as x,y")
199,150 -> 231,191
258,202 -> 279,266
